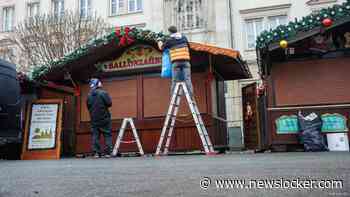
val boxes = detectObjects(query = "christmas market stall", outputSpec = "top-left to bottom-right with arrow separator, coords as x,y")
256,1 -> 350,151
30,28 -> 251,155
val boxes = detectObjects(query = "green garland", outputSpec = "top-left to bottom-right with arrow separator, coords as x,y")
31,28 -> 167,80
256,0 -> 350,49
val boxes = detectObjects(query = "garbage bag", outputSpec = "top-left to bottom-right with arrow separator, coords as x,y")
297,111 -> 328,152
161,49 -> 172,78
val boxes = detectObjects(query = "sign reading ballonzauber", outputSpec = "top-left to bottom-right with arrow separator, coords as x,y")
97,45 -> 162,72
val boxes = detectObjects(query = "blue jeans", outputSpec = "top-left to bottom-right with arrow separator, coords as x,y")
171,61 -> 193,95
91,123 -> 113,155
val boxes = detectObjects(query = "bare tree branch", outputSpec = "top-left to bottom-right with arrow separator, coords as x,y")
6,11 -> 109,73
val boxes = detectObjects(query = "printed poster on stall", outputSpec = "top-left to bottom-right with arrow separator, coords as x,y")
28,104 -> 59,150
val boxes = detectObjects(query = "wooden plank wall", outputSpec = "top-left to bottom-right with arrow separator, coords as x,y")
76,72 -> 225,154
269,57 -> 350,107
266,57 -> 350,146
76,116 -> 216,153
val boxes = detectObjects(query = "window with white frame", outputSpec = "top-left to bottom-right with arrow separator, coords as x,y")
27,2 -> 40,18
245,18 -> 264,49
111,0 -> 117,15
111,0 -> 125,15
128,0 -> 142,13
244,15 -> 288,49
0,40 -> 16,62
2,7 -> 14,32
110,0 -> 141,15
268,15 -> 288,30
0,47 -> 15,62
52,0 -> 64,17
80,0 -> 92,18
175,0 -> 204,31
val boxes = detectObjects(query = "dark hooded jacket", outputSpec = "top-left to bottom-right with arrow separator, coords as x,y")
163,33 -> 189,50
163,33 -> 191,62
87,88 -> 112,127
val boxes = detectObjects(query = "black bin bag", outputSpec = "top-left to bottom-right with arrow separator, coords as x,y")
297,112 -> 328,152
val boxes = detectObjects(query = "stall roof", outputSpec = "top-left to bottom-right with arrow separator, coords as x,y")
256,0 -> 350,75
256,1 -> 350,51
189,42 -> 240,59
32,28 -> 251,82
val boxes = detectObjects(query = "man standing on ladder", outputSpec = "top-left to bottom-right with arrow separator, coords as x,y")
87,78 -> 113,158
156,26 -> 215,155
158,26 -> 193,96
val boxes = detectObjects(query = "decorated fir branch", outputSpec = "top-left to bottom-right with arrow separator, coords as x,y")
31,27 -> 167,80
256,0 -> 350,50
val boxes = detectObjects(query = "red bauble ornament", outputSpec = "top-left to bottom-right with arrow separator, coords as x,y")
322,18 -> 333,27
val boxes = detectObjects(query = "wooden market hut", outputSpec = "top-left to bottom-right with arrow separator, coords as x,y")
256,1 -> 350,151
32,28 -> 251,155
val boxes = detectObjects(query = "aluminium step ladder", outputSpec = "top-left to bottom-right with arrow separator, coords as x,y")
112,118 -> 144,156
155,82 -> 215,156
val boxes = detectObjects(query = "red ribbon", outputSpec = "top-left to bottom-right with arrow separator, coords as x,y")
115,27 -> 121,36
115,26 -> 134,47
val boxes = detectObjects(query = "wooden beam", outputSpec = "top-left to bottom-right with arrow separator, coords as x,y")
40,81 -> 75,94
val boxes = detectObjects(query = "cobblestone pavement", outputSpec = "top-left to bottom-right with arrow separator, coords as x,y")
0,152 -> 349,197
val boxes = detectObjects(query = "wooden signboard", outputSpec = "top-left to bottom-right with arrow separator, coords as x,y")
21,99 -> 63,160
96,45 -> 162,72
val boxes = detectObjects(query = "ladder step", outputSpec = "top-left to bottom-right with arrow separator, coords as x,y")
113,118 -> 144,156
120,140 -> 137,144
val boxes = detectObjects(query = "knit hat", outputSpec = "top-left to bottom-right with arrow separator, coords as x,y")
89,78 -> 102,89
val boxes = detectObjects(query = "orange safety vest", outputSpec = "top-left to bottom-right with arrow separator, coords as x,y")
169,47 -> 190,62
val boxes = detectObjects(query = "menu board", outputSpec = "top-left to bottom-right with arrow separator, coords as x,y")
22,99 -> 63,160
28,104 -> 58,150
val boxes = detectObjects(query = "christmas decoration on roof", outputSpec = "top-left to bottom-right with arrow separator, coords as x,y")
31,27 -> 167,80
17,71 -> 31,83
256,0 -> 350,50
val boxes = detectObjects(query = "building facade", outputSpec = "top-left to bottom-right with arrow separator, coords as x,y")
0,0 -> 233,58
0,0 -> 347,149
